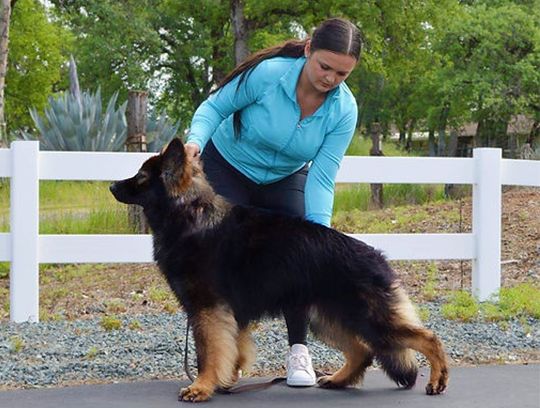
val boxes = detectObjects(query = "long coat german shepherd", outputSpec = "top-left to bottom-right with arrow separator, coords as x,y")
110,138 -> 449,402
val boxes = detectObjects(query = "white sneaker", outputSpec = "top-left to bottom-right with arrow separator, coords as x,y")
286,344 -> 316,387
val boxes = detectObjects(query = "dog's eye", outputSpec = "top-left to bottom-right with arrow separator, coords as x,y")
136,172 -> 149,185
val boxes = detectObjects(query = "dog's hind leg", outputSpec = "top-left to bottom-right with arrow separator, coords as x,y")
311,311 -> 374,389
229,325 -> 256,385
179,305 -> 239,402
387,286 -> 448,394
396,326 -> 449,395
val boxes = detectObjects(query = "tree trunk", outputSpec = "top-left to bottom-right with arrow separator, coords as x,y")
474,117 -> 485,147
437,104 -> 450,157
428,128 -> 436,157
398,128 -> 406,146
126,90 -> 149,234
230,0 -> 249,66
507,132 -> 517,159
211,29 -> 226,84
526,120 -> 538,147
405,119 -> 416,152
444,129 -> 460,198
0,0 -> 11,148
369,122 -> 384,209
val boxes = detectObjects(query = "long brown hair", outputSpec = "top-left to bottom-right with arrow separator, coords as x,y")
214,18 -> 363,136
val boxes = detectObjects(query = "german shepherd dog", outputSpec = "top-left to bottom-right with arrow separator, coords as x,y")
110,138 -> 449,402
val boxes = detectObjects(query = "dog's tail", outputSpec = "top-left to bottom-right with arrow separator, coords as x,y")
376,284 -> 420,388
376,349 -> 418,388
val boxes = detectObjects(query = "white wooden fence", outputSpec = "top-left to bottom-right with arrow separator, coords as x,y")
0,141 -> 539,323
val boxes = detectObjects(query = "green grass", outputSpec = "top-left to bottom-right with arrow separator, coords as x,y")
334,184 -> 447,213
489,284 -> 540,320
10,336 -> 25,353
423,262 -> 439,301
345,134 -> 422,156
0,181 -> 134,234
336,135 -> 451,213
39,208 -> 133,234
441,291 -> 480,322
100,315 -> 122,331
441,283 -> 540,322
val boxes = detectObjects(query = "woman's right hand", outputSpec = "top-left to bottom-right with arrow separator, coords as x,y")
185,142 -> 201,162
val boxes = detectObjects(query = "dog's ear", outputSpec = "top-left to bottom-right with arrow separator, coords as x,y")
161,138 -> 192,197
162,138 -> 186,164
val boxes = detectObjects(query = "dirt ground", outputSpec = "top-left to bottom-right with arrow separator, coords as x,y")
396,186 -> 539,300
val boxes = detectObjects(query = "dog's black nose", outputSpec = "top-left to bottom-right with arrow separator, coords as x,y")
109,183 -> 117,195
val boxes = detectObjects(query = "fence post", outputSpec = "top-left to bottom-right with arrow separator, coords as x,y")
472,148 -> 502,301
10,141 -> 40,322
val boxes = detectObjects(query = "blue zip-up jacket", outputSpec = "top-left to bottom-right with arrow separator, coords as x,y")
187,56 -> 358,227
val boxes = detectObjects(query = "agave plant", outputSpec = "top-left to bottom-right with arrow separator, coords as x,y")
21,88 -> 128,151
146,111 -> 182,152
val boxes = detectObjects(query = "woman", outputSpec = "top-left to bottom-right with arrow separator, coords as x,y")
185,17 -> 362,387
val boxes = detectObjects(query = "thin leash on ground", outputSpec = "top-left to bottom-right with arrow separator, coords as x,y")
183,322 -> 287,394
182,323 -> 333,394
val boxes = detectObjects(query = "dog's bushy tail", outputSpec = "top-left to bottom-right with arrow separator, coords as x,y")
376,349 -> 418,388
376,284 -> 420,388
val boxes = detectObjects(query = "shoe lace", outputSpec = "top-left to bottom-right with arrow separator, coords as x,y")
288,353 -> 311,371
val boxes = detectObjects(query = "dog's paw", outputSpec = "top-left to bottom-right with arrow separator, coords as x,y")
317,375 -> 346,389
425,377 -> 448,395
178,385 -> 212,402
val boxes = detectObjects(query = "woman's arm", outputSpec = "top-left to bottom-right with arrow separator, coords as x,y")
186,63 -> 273,151
304,106 -> 358,227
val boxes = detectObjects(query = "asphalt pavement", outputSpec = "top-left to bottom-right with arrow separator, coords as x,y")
0,364 -> 538,408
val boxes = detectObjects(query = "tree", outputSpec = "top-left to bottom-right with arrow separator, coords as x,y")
50,0 -> 228,125
435,1 -> 540,148
6,0 -> 70,134
0,0 -> 14,146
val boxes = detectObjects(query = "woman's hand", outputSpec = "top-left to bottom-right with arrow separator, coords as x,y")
185,142 -> 201,162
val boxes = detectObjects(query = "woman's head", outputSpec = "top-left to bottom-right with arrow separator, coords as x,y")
216,17 -> 362,94
310,18 -> 363,61
302,18 -> 362,93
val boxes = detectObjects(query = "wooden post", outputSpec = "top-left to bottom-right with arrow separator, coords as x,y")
369,122 -> 384,209
126,90 -> 149,233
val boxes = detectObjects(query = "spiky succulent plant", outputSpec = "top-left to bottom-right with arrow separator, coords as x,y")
21,88 -> 128,151
146,111 -> 182,152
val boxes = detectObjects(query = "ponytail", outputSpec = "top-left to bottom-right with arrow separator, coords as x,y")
213,18 -> 362,138
212,39 -> 307,95
212,40 -> 307,136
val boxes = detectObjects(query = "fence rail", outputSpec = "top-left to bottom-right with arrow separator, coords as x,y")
1,141 -> 539,323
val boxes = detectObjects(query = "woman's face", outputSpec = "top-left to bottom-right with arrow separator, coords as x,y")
303,41 -> 357,93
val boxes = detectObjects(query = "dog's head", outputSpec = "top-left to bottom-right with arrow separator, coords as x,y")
110,138 -> 205,208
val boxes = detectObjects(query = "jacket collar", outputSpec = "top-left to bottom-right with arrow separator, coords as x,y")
279,57 -> 341,117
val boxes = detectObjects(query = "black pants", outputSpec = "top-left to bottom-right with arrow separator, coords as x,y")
201,140 -> 309,346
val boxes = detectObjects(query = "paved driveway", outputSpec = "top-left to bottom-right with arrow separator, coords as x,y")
0,364 -> 538,408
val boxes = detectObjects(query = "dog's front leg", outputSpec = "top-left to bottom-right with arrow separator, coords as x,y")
179,306 -> 239,402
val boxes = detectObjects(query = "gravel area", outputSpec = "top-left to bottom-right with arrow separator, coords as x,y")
0,302 -> 538,390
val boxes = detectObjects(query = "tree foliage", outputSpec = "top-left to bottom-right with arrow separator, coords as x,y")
8,0 -> 540,153
436,1 -> 540,146
6,0 -> 70,133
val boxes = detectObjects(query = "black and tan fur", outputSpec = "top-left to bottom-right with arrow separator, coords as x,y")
110,138 -> 449,402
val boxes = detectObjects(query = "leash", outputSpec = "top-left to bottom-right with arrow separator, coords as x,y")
182,323 -> 314,394
183,322 -> 196,383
